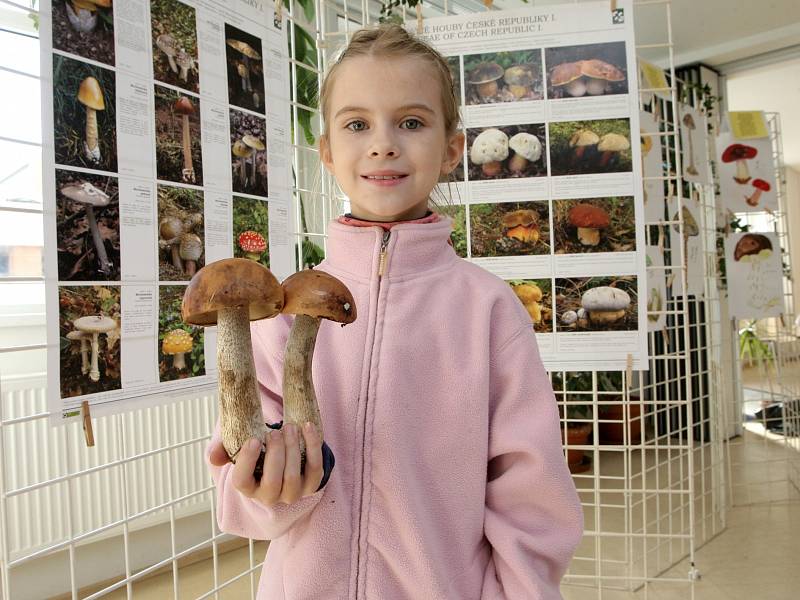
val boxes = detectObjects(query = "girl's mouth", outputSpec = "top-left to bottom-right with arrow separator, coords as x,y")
361,174 -> 408,186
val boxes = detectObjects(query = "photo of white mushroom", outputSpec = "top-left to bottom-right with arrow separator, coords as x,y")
151,0 -> 199,93
157,185 -> 205,281
230,108 -> 268,197
59,285 -> 121,398
52,0 -> 115,67
553,197 -> 636,255
53,55 -> 117,172
154,85 -> 203,186
545,42 -> 628,99
555,276 -> 639,332
56,169 -> 120,281
158,285 -> 205,381
224,24 -> 266,115
549,118 -> 632,176
466,124 -> 547,181
507,279 -> 553,333
469,201 -> 550,257
463,49 -> 543,105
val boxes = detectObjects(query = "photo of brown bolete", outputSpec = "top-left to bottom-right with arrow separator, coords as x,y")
467,124 -> 547,181
555,276 -> 638,332
151,0 -> 198,93
158,285 -> 204,382
157,185 -> 204,281
225,24 -> 266,114
59,285 -> 121,398
56,169 -> 120,281
545,42 -> 628,98
549,118 -> 632,176
469,201 -> 550,258
233,196 -> 270,267
508,279 -> 553,333
463,50 -> 543,105
53,54 -> 117,172
154,85 -> 203,186
52,0 -> 115,67
230,108 -> 268,197
553,197 -> 635,254
435,203 -> 467,258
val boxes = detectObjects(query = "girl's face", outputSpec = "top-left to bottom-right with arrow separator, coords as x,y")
320,55 -> 464,222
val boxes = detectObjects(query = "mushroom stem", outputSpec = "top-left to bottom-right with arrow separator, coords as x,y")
508,154 -> 529,174
251,152 -> 258,184
283,314 -> 324,463
685,132 -> 698,175
216,306 -> 269,470
170,245 -> 183,270
481,161 -> 503,177
735,160 -> 751,184
88,332 -> 100,382
84,205 -> 112,274
243,56 -> 252,92
180,114 -> 194,183
577,226 -> 601,246
173,352 -> 187,370
84,107 -> 101,163
599,151 -> 614,167
746,189 -> 764,206
80,336 -> 90,375
185,259 -> 197,277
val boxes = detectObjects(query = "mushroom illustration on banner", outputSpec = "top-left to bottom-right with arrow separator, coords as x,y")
728,233 -> 783,315
716,131 -> 776,213
722,143 -> 757,184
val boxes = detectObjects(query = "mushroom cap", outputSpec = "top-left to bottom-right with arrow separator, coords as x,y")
501,209 -> 538,228
469,128 -> 509,164
176,49 -> 193,67
173,96 -> 195,115
569,129 -> 600,148
581,286 -> 631,311
466,61 -> 504,85
504,65 -> 534,87
550,61 -> 584,86
672,206 -> 699,237
226,39 -> 261,60
181,258 -> 283,326
682,112 -> 696,129
580,59 -> 625,82
734,233 -> 773,261
597,133 -> 630,152
242,134 -> 266,151
179,233 -> 203,261
282,269 -> 357,324
156,33 -> 178,57
60,181 -> 110,207
568,203 -> 610,229
752,178 -> 771,191
78,76 -> 105,111
561,310 -> 578,325
159,215 -> 183,240
74,315 -> 117,334
508,132 -> 542,162
162,329 -> 193,354
238,230 -> 266,253
232,139 -> 253,158
721,143 -> 757,162
67,330 -> 87,341
513,283 -> 542,304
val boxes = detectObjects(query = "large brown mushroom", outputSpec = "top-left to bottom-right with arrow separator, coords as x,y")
280,270 -> 356,464
174,96 -> 196,183
77,76 -> 105,164
550,61 -> 586,97
182,258 -> 284,479
568,204 -> 610,246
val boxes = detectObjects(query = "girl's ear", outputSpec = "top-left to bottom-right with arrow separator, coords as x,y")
441,131 -> 465,175
319,134 -> 333,173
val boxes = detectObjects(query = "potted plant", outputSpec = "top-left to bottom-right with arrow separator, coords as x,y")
596,371 -> 644,445
553,372 -> 594,473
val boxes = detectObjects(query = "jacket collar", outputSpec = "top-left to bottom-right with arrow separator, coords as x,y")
323,217 -> 457,281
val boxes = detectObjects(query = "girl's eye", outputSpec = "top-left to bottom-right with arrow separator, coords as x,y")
346,120 -> 367,132
401,118 -> 423,130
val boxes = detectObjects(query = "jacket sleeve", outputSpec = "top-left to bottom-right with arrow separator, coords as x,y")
481,325 -> 584,599
205,316 -> 326,541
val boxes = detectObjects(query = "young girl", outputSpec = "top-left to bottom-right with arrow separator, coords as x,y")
207,24 -> 583,599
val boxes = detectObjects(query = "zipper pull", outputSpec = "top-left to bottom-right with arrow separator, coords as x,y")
378,230 -> 390,277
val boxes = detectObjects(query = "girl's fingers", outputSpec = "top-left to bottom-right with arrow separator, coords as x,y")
207,440 -> 230,467
280,424 -> 302,504
258,429 -> 285,507
301,422 -> 324,496
230,438 -> 262,497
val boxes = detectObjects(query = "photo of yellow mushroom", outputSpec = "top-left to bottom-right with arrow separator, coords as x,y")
225,24 -> 266,115
463,50 -> 543,105
56,169 -> 120,281
466,124 -> 547,181
555,276 -> 638,332
158,285 -> 205,381
469,201 -> 550,257
157,185 -> 204,281
548,118 -> 632,176
59,285 -> 121,398
553,197 -> 636,255
545,42 -> 628,99
154,85 -> 203,186
150,0 -> 199,93
508,279 -> 553,333
230,107 -> 268,197
52,0 -> 115,67
53,54 -> 117,172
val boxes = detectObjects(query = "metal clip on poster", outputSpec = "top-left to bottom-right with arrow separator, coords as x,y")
81,400 -> 95,447
416,2 -> 423,34
274,0 -> 283,25
626,353 -> 633,388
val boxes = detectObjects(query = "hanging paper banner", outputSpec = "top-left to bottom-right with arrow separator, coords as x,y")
727,111 -> 769,140
724,232 -> 784,319
678,103 -> 710,185
716,131 -> 776,214
640,110 -> 665,222
646,245 -> 668,332
667,197 -> 705,298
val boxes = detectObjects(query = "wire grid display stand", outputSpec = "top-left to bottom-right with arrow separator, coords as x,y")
725,112 -> 800,506
0,2 -> 729,600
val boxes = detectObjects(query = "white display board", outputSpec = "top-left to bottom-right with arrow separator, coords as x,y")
40,0 -> 294,419
413,0 -> 648,370
724,232 -> 784,319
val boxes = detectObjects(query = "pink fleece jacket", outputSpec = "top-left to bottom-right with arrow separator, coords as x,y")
207,217 -> 584,599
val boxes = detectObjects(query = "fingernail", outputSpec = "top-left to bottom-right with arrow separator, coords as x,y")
304,421 -> 313,433
248,438 -> 260,451
285,423 -> 296,439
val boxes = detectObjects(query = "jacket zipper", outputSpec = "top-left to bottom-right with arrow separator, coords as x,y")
354,229 -> 390,600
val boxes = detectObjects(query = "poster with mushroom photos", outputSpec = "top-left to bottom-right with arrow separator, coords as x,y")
724,232 -> 784,319
666,197 -> 705,298
716,129 -> 777,215
678,104 -> 710,185
39,1 -> 295,420
411,0 -> 648,370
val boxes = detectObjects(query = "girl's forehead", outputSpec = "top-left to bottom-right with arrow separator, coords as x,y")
329,55 -> 441,107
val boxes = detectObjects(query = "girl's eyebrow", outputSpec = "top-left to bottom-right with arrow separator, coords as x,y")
334,103 -> 435,119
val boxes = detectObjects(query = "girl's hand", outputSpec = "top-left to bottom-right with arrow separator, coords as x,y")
209,423 -> 325,507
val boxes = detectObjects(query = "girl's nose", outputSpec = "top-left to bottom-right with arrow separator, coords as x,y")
368,128 -> 399,158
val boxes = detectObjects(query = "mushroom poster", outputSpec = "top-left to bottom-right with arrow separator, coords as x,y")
724,232 -> 784,319
411,0 -> 649,370
716,129 -> 777,214
678,104 -> 710,185
39,1 -> 295,419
